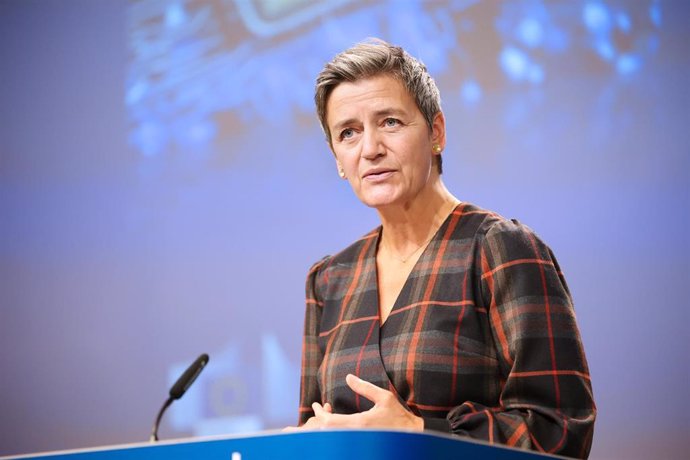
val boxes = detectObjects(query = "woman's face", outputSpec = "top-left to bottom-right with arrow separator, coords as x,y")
326,74 -> 444,210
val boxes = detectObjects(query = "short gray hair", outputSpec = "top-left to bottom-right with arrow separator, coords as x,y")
315,38 -> 443,172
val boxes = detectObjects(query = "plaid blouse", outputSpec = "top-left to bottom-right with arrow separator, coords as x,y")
299,202 -> 596,458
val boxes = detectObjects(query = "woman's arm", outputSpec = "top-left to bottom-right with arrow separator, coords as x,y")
432,220 -> 596,458
297,258 -> 328,426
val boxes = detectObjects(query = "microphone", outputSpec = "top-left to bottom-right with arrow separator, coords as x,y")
150,353 -> 209,442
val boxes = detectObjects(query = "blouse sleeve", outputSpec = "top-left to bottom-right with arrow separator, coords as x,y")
297,257 -> 328,425
440,220 -> 596,458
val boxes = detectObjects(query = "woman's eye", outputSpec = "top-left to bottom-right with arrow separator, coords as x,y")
385,118 -> 399,127
341,128 -> 354,139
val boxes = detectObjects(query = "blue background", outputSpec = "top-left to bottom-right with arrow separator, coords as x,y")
0,0 -> 688,458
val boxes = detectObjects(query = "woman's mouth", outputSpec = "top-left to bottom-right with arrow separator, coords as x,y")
363,169 -> 395,181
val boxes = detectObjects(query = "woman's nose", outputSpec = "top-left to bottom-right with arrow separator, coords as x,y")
361,129 -> 384,160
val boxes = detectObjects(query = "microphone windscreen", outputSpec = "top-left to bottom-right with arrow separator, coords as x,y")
169,353 -> 209,400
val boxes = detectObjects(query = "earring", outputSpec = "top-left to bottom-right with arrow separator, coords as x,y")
432,144 -> 442,153
338,168 -> 346,179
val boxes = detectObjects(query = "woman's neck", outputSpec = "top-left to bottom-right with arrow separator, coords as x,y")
377,181 -> 460,257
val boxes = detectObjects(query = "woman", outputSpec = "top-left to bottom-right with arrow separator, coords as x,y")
296,39 -> 596,459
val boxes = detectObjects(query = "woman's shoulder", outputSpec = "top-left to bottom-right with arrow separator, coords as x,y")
454,202 -> 508,236
453,202 -> 543,245
457,202 -> 553,263
306,226 -> 380,283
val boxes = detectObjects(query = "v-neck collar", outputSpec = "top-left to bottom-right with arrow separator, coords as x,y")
369,202 -> 464,328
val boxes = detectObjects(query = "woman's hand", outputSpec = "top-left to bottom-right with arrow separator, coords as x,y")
296,374 -> 424,431
283,403 -> 332,432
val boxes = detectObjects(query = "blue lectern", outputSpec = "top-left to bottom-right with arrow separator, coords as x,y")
2,430 -> 563,460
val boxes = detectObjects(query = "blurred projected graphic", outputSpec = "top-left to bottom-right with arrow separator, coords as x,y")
234,0 -> 355,37
127,0 -> 662,162
169,334 -> 300,435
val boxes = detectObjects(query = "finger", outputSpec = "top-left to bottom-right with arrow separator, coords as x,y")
345,374 -> 390,405
312,402 -> 328,417
311,411 -> 362,428
301,416 -> 321,430
323,402 -> 332,413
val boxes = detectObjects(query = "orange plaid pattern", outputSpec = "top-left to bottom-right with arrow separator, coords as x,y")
299,203 -> 596,458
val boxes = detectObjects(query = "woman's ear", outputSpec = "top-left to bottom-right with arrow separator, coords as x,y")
431,111 -> 446,153
329,140 -> 346,179
336,159 -> 346,179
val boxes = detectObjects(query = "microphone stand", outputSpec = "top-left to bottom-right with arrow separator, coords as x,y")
150,396 -> 173,442
149,353 -> 209,443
